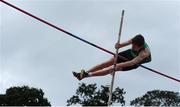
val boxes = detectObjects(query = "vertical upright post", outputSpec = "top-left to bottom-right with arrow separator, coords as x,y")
108,10 -> 125,106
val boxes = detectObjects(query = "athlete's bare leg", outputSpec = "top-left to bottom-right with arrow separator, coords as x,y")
87,57 -> 114,73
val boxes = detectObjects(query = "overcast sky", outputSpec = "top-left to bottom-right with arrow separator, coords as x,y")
0,0 -> 180,106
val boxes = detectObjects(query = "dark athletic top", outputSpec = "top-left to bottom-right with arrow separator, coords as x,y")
131,42 -> 151,64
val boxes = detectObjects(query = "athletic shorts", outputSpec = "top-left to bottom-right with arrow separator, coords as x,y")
117,49 -> 139,71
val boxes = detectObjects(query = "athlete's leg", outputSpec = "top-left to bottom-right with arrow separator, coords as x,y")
73,49 -> 134,80
73,57 -> 114,80
88,63 -> 123,77
87,57 -> 114,73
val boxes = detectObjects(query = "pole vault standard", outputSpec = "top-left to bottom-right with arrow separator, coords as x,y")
108,10 -> 125,106
1,0 -> 179,83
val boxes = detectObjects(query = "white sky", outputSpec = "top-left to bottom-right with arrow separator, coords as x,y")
0,0 -> 180,105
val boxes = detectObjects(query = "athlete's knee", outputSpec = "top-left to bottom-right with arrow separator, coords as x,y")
104,66 -> 113,74
115,66 -> 122,71
106,65 -> 122,73
102,58 -> 114,66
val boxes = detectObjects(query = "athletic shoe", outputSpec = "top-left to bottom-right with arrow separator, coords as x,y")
72,69 -> 88,80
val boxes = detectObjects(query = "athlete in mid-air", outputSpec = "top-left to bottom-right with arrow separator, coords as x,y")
73,34 -> 151,80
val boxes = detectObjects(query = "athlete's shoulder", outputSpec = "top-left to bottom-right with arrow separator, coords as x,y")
140,48 -> 151,58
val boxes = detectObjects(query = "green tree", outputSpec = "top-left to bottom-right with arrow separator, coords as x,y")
130,90 -> 180,106
0,86 -> 51,106
67,83 -> 126,106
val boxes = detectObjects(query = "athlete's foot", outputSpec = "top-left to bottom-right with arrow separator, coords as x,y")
72,72 -> 81,80
72,69 -> 88,81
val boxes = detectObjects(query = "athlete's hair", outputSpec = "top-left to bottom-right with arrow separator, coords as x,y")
132,34 -> 145,47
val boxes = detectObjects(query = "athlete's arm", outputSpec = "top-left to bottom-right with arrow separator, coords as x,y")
115,39 -> 132,49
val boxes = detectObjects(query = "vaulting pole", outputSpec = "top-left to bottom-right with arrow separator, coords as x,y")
108,10 -> 125,106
